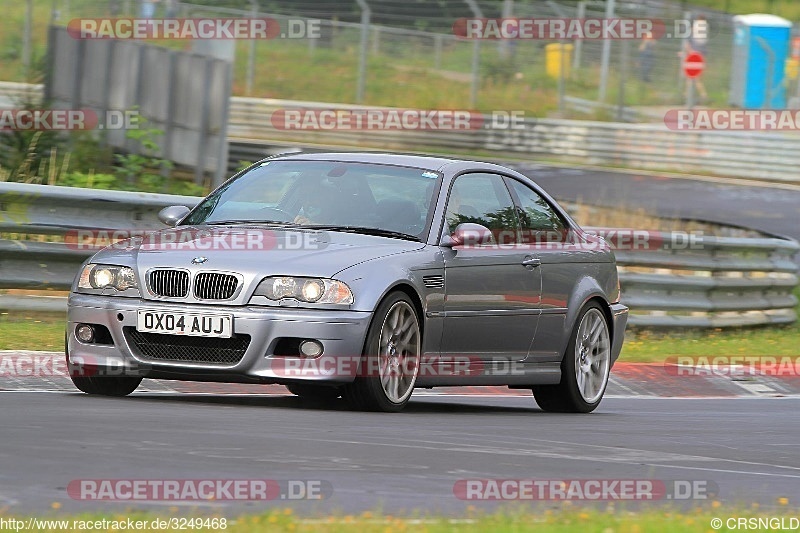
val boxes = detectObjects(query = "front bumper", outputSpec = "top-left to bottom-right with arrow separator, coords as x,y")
66,293 -> 373,384
609,302 -> 629,365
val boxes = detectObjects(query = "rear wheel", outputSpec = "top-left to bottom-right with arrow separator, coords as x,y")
343,293 -> 421,412
532,302 -> 611,413
285,383 -> 342,400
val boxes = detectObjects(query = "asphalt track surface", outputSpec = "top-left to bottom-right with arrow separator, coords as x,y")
2,165 -> 799,517
510,163 -> 800,242
1,391 -> 798,515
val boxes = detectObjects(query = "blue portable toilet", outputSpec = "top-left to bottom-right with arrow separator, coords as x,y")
729,14 -> 792,108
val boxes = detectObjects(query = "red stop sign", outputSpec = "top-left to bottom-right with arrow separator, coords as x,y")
683,51 -> 705,79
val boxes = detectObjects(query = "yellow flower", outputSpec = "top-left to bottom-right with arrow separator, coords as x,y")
711,500 -> 721,508
778,497 -> 789,505
284,508 -> 293,515
51,502 -> 62,510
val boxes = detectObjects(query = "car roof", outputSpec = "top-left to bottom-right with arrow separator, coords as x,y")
263,152 -> 515,174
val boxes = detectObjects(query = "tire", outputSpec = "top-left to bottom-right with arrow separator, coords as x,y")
69,373 -> 142,396
285,383 -> 342,400
343,292 -> 421,412
532,302 -> 611,413
66,342 -> 142,397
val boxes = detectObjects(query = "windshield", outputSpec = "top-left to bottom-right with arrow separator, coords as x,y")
181,160 -> 441,240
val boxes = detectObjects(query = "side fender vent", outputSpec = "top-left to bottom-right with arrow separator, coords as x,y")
422,275 -> 444,289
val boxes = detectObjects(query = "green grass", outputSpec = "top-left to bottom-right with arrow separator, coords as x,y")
692,0 -> 800,20
2,506 -> 798,532
0,311 -> 65,351
620,323 -> 800,362
619,285 -> 800,362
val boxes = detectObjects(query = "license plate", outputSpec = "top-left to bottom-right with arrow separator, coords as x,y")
136,310 -> 233,338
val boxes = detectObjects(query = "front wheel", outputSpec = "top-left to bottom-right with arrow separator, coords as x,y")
343,292 -> 421,412
66,343 -> 142,397
533,302 -> 611,413
69,370 -> 142,397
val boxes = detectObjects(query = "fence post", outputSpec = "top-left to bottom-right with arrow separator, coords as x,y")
434,34 -> 443,70
572,1 -> 585,71
195,58 -> 213,185
23,0 -> 33,80
465,0 -> 484,108
498,0 -> 513,59
246,0 -> 258,96
616,38 -> 629,121
355,0 -> 370,103
598,0 -> 615,102
214,61 -> 233,188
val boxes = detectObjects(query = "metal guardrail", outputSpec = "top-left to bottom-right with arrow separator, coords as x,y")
225,97 -> 800,183
1,183 -> 797,327
611,234 -> 799,328
4,81 -> 800,183
0,82 -> 42,104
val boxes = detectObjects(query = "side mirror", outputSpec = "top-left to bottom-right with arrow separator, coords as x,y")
158,205 -> 191,227
440,223 -> 495,247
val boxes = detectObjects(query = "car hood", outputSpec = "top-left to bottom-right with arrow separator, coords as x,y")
93,225 -> 424,282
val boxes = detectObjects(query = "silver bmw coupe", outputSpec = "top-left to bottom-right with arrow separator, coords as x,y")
67,153 -> 628,412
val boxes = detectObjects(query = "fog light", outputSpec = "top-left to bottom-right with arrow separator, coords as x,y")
299,340 -> 323,358
75,324 -> 95,343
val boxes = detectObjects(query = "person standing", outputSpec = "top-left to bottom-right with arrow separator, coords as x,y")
638,35 -> 656,83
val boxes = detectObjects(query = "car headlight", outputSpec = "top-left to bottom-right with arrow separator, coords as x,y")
78,264 -> 138,291
254,276 -> 353,304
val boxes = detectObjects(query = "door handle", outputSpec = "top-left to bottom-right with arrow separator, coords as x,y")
522,257 -> 541,267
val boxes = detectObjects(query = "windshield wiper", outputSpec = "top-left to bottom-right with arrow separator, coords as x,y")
203,220 -> 300,227
304,225 -> 421,242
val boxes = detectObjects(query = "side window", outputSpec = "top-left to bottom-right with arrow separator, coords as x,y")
445,173 -> 517,243
507,179 -> 568,243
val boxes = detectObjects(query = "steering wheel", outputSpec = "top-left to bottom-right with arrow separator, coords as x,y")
255,206 -> 293,222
